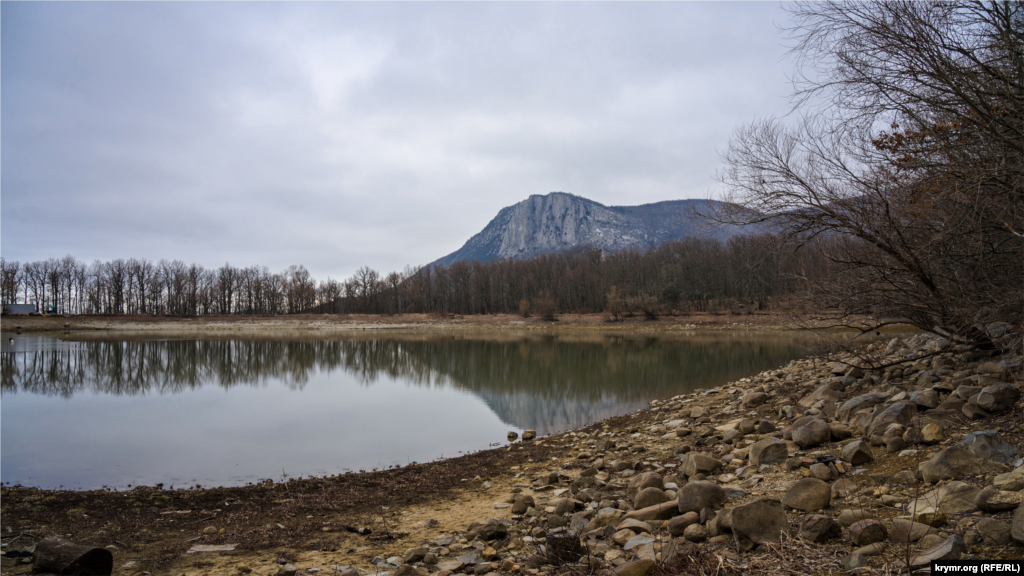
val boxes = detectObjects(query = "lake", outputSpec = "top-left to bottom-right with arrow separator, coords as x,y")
1,329 -> 832,490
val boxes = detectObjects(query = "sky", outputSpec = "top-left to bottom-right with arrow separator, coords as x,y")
1,2 -> 796,281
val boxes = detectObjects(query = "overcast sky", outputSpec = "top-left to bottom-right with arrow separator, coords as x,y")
2,2 -> 796,281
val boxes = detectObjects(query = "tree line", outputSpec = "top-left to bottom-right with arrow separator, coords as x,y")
0,233 -> 830,317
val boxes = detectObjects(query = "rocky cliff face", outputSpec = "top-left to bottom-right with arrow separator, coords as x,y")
433,192 -> 747,266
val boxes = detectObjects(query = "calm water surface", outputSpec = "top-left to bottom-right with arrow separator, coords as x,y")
1,330 -> 833,489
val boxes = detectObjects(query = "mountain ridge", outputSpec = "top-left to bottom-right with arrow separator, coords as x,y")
432,192 -> 747,266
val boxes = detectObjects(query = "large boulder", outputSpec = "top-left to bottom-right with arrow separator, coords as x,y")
621,501 -> 678,522
633,487 -> 670,510
748,437 -> 789,466
782,478 -> 831,511
958,430 -> 1021,464
849,519 -> 888,546
1013,502 -> 1024,543
677,481 -> 726,514
976,383 -> 1021,414
866,402 -> 917,438
836,393 -> 889,422
627,472 -> 664,500
978,518 -> 1012,546
841,440 -> 873,465
976,486 -> 1024,512
909,535 -> 965,569
680,453 -> 723,477
792,419 -> 831,449
909,481 -> 981,517
919,446 -> 1009,483
797,514 -> 841,543
730,498 -> 790,551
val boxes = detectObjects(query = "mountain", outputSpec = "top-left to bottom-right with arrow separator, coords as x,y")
432,192 -> 750,266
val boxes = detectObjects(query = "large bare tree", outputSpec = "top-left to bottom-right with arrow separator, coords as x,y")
716,0 -> 1023,347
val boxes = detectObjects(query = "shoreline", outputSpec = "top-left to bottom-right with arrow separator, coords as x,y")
0,311 -> 906,335
6,328 -> 1019,576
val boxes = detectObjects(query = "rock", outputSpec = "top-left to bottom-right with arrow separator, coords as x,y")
626,472 -> 664,499
836,393 -> 889,422
547,498 -> 581,516
511,494 -> 535,514
730,498 -> 790,551
682,523 -> 707,542
809,463 -> 835,481
890,519 -> 935,543
865,402 -> 917,438
278,564 -> 298,576
613,559 -> 656,576
203,526 -> 218,534
831,479 -> 859,499
660,539 -> 697,565
507,431 -> 518,442
616,519 -> 654,534
910,481 -> 980,517
677,481 -> 726,514
668,512 -> 700,537
742,391 -> 768,407
618,532 -> 651,549
976,486 -> 1024,512
909,535 -> 965,569
841,440 -> 873,465
959,430 -> 1021,464
611,529 -> 635,546
792,419 -> 831,449
921,423 -> 945,444
911,389 -> 940,409
680,453 -> 723,477
962,402 -> 990,419
841,552 -> 869,572
782,478 -> 831,511
797,514 -> 840,543
976,383 -> 1020,413
918,445 -> 1009,483
748,437 -> 788,466
994,471 -> 1024,491
522,430 -> 536,441
1013,504 -> 1024,543
435,561 -> 464,572
622,501 -> 678,522
757,420 -> 776,434
690,406 -> 708,419
848,519 -> 888,546
633,487 -> 669,510
978,518 -> 1013,546
403,548 -> 429,564
476,520 -> 508,541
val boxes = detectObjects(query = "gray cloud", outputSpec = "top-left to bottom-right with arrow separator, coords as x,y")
2,2 -> 794,280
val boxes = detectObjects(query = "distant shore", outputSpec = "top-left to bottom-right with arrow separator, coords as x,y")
0,311 -> 900,335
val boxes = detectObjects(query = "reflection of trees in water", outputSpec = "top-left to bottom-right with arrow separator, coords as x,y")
1,336 -> 810,426
1,340 -> 329,397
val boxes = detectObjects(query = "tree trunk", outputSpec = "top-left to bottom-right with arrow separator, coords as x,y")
33,538 -> 112,575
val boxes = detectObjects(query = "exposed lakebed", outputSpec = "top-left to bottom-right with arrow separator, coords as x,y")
1,330 -> 832,490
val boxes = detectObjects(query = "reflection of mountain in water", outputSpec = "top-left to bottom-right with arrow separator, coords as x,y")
476,388 -> 646,435
1,333 -> 818,432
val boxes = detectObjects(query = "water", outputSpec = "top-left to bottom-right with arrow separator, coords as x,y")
1,330 -> 832,490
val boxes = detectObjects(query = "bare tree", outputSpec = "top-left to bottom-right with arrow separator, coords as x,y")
716,0 -> 1023,346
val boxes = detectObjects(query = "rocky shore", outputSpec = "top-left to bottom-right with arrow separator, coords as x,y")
4,330 -> 1023,576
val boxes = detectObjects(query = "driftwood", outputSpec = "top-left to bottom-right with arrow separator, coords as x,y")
32,538 -> 112,575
